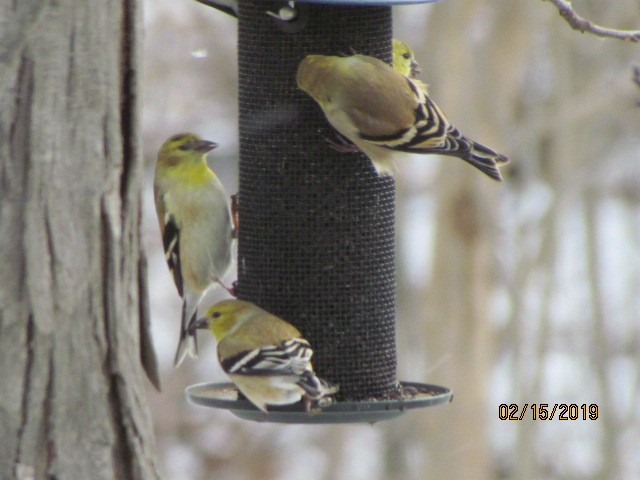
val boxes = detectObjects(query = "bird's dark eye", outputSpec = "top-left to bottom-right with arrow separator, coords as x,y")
212,312 -> 222,318
402,53 -> 411,59
177,144 -> 189,151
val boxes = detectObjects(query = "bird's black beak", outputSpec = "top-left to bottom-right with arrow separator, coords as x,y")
192,139 -> 218,153
187,317 -> 210,336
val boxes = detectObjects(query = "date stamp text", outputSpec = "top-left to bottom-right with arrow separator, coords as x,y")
498,403 -> 598,421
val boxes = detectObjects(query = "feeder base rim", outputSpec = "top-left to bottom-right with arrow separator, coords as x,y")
185,381 -> 453,424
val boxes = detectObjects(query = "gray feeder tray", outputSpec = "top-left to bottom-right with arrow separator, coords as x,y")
186,381 -> 452,424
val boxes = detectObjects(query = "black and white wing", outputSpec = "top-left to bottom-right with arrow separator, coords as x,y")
220,338 -> 313,377
161,212 -> 183,297
358,78 -> 508,182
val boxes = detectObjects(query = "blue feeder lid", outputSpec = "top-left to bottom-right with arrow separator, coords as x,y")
295,0 -> 440,3
194,0 -> 442,20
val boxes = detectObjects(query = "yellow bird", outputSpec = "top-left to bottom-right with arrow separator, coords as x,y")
154,133 -> 234,366
392,39 -> 422,78
190,299 -> 338,412
297,54 -> 508,181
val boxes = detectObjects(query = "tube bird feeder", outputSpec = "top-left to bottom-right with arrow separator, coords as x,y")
187,0 -> 452,423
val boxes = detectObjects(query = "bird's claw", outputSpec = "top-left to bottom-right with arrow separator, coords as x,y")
230,193 -> 239,238
324,133 -> 360,153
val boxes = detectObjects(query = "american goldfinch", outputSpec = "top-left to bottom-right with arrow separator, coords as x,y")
189,299 -> 338,412
392,39 -> 421,78
325,40 -> 426,154
154,133 -> 234,367
296,54 -> 509,181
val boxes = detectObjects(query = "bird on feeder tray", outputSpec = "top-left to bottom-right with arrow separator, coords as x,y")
296,54 -> 509,181
189,299 -> 339,412
154,133 -> 235,367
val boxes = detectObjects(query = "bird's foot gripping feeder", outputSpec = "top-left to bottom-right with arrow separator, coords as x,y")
186,0 -> 452,423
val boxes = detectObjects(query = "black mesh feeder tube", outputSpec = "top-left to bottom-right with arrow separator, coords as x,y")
186,0 -> 452,424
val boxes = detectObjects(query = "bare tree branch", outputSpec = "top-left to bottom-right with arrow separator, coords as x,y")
544,0 -> 640,42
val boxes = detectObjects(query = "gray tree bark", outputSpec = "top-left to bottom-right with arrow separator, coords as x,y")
0,1 -> 159,478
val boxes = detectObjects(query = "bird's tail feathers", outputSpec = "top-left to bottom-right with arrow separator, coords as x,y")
467,139 -> 509,182
297,370 -> 339,400
437,133 -> 509,182
174,301 -> 199,367
470,140 -> 509,165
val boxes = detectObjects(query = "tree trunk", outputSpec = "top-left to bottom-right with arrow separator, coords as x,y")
419,175 -> 495,480
416,3 -> 499,479
0,1 -> 159,478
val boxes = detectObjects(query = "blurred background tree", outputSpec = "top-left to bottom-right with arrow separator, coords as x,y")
142,1 -> 640,479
